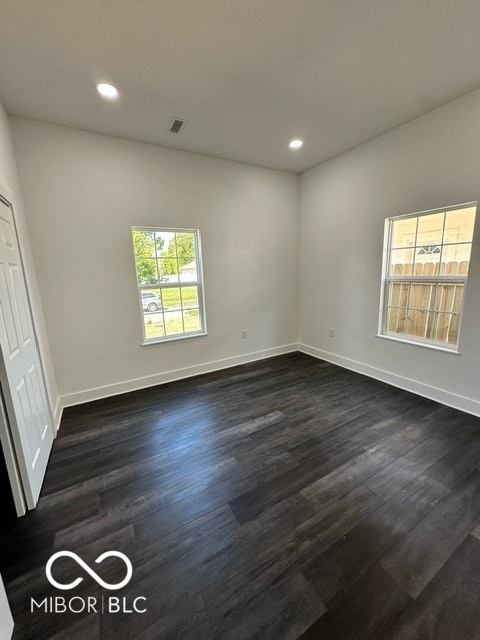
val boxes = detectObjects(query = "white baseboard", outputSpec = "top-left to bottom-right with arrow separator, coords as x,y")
298,342 -> 480,418
61,344 -> 298,408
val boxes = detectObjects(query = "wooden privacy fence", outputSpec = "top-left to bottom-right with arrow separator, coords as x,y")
386,260 -> 469,344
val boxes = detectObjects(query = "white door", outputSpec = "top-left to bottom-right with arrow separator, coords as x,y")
0,195 -> 53,509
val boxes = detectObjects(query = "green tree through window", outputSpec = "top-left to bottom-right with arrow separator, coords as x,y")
132,227 -> 206,343
160,232 -> 195,276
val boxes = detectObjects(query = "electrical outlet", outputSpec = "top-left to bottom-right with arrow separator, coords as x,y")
242,329 -> 248,339
329,328 -> 335,338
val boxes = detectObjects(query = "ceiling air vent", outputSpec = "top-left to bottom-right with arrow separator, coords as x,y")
169,117 -> 187,134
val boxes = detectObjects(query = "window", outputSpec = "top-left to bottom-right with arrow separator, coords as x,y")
379,203 -> 476,351
132,227 -> 206,343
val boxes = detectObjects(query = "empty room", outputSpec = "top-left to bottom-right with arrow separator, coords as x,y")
1,1 -> 480,639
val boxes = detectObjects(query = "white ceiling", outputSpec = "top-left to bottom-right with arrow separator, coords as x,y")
2,0 -> 480,173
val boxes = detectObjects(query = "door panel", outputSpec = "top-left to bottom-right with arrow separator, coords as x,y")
0,196 -> 53,509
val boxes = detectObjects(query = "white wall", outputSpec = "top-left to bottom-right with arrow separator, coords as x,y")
10,118 -> 299,404
299,88 -> 480,416
11,90 -> 480,415
0,105 -> 60,425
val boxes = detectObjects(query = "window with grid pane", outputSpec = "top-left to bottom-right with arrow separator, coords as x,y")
379,203 -> 476,350
132,227 -> 206,343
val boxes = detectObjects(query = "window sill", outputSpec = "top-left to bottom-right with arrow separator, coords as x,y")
376,333 -> 460,355
141,331 -> 208,346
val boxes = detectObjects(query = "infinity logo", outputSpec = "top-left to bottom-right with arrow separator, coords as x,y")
46,551 -> 133,591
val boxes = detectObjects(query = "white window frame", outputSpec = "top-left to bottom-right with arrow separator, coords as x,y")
378,202 -> 476,353
132,226 -> 207,345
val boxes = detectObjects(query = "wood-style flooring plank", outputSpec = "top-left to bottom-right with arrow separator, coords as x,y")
381,468 -> 480,598
426,436 -> 480,490
303,474 -> 448,605
206,571 -> 325,640
364,429 -> 461,501
203,485 -> 383,633
131,593 -> 213,640
99,456 -> 241,513
134,504 -> 239,570
301,432 -> 416,507
229,436 -> 367,523
299,566 -> 411,640
48,615 -> 100,640
2,352 -> 480,640
384,534 -> 480,640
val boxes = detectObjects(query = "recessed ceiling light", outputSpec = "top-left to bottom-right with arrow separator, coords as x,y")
289,139 -> 303,150
96,83 -> 119,100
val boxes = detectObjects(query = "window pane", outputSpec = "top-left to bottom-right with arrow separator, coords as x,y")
181,286 -> 199,309
133,230 -> 156,258
155,231 -> 175,256
388,248 -> 414,276
451,285 -> 465,313
385,307 -> 396,333
409,282 -> 435,311
141,287 -> 164,339
447,313 -> 460,344
179,259 -> 197,282
135,259 -> 158,284
414,246 -> 441,275
175,232 -> 196,258
391,218 -> 417,249
184,309 -> 200,332
458,260 -> 470,276
144,315 -> 165,340
386,307 -> 407,334
434,284 -> 464,314
157,254 -> 179,281
387,283 -> 401,307
157,258 -> 175,282
162,287 -> 181,310
417,212 -> 444,246
432,312 -> 459,344
422,260 -> 440,276
406,309 -> 432,339
387,283 -> 409,308
438,243 -> 471,275
444,206 -> 476,243
140,288 -> 162,312
164,311 -> 184,336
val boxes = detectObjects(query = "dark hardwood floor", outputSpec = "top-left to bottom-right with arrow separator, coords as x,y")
2,352 -> 480,639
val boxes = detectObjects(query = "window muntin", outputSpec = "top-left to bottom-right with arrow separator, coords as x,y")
380,203 -> 476,350
132,227 -> 206,343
